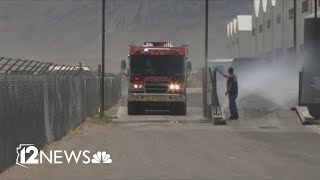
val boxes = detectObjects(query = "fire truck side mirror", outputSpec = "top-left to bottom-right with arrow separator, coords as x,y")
187,61 -> 192,73
121,60 -> 128,77
121,60 -> 127,71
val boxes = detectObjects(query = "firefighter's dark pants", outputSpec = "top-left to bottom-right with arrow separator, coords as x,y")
228,94 -> 238,117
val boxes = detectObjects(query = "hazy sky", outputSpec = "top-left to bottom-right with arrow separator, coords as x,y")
0,0 -> 251,72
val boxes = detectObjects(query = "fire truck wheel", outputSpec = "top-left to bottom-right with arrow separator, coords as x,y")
136,103 -> 145,115
128,102 -> 145,115
128,102 -> 137,115
172,102 -> 186,116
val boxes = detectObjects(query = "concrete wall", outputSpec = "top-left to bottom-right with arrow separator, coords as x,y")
257,1 -> 264,55
229,22 -> 235,58
251,14 -> 257,56
226,16 -> 253,58
263,0 -> 273,55
283,0 -> 294,54
239,31 -> 253,57
226,25 -> 231,58
233,19 -> 239,57
273,0 -> 284,54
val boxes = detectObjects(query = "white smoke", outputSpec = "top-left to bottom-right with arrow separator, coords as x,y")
217,59 -> 299,112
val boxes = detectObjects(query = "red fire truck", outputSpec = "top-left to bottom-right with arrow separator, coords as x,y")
121,42 -> 192,115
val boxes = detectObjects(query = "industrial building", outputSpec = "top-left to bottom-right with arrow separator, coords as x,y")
226,15 -> 253,58
226,0 -> 320,62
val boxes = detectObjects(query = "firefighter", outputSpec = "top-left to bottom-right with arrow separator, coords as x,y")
217,67 -> 239,120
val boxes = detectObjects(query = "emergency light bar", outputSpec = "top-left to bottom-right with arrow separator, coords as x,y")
143,42 -> 173,47
129,42 -> 187,56
144,48 -> 171,52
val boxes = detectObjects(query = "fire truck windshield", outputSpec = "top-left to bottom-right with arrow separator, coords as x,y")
130,55 -> 184,76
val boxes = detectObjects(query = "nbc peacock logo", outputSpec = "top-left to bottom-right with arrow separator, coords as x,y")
91,151 -> 112,164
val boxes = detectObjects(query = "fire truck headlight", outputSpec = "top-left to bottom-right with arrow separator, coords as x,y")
133,84 -> 143,89
169,84 -> 181,90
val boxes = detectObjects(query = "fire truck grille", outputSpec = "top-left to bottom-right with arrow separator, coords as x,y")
145,80 -> 169,93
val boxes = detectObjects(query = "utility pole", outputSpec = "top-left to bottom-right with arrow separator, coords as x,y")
293,0 -> 297,54
262,3 -> 265,53
100,0 -> 106,118
315,0 -> 318,19
271,4 -> 274,54
203,0 -> 209,117
256,16 -> 258,56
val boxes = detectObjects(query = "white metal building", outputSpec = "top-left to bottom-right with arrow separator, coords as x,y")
272,0 -> 284,56
236,15 -> 253,57
256,0 -> 264,56
225,0 -> 320,61
226,16 -> 252,58
262,0 -> 273,56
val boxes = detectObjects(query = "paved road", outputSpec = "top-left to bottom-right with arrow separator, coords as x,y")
1,89 -> 320,180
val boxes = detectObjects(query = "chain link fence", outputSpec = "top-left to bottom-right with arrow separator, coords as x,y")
0,57 -> 121,171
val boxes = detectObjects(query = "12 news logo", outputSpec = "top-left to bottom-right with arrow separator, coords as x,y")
16,144 -> 112,168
